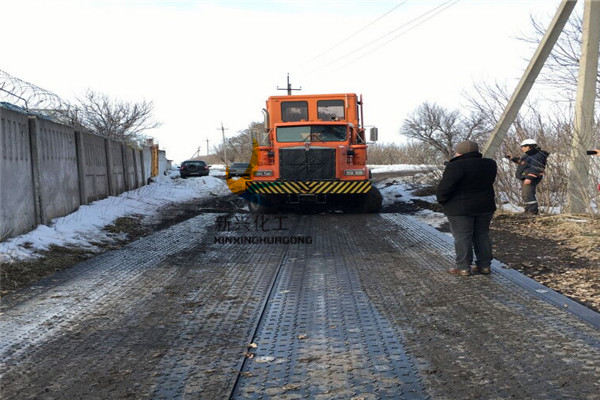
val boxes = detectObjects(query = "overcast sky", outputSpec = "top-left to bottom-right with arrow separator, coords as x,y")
1,0 -> 578,162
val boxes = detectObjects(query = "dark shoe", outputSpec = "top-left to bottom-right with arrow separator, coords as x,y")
470,266 -> 481,274
448,267 -> 471,276
479,266 -> 491,274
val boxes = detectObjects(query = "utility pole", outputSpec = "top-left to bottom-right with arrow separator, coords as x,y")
482,0 -> 577,158
277,73 -> 302,95
218,122 -> 228,165
190,146 -> 202,159
206,139 -> 209,156
567,0 -> 600,213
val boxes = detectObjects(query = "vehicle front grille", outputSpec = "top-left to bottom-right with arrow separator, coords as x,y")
279,148 -> 336,180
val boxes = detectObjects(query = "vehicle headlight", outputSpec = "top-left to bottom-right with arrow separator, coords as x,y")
343,169 -> 365,176
254,170 -> 274,177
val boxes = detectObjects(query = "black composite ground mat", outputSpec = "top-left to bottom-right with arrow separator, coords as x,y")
148,245 -> 290,399
2,212 -> 600,399
231,215 -> 427,399
0,214 -> 293,399
358,214 -> 600,399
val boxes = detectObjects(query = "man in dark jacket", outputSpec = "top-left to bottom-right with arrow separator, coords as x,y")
506,139 -> 549,215
437,140 -> 497,276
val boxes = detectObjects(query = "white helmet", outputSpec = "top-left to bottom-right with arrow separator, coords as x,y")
520,139 -> 537,147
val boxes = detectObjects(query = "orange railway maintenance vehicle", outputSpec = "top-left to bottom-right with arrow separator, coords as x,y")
246,92 -> 382,213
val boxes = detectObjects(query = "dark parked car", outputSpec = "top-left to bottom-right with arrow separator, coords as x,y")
180,160 -> 210,178
228,162 -> 251,177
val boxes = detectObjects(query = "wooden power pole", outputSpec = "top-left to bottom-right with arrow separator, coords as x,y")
277,73 -> 302,95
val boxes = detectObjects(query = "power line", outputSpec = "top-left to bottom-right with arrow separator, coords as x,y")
303,0 -> 459,77
334,0 -> 461,72
305,0 -> 409,66
312,0 -> 456,73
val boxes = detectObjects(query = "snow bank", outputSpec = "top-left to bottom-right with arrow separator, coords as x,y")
0,173 -> 229,261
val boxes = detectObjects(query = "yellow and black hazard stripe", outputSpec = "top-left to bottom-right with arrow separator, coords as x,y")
247,180 -> 372,195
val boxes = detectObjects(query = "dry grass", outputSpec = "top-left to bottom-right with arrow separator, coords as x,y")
491,211 -> 600,312
529,214 -> 600,262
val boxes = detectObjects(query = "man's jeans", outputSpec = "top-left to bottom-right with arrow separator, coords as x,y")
522,179 -> 540,213
447,213 -> 494,269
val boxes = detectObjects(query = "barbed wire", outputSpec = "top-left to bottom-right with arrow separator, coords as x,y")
0,69 -> 73,121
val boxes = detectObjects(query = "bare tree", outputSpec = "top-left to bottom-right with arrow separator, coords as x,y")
401,102 -> 489,159
456,11 -> 600,215
71,90 -> 160,146
367,141 -> 444,165
213,122 -> 262,163
521,13 -> 600,100
467,77 -> 600,214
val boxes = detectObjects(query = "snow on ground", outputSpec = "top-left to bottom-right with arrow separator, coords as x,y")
0,165 -> 447,262
412,210 -> 448,230
369,164 -> 433,173
0,169 -> 230,262
375,175 -> 448,231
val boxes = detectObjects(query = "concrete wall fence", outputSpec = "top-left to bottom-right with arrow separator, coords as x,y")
1,103 -> 165,241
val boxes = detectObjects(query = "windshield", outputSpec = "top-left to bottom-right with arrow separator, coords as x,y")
276,125 -> 347,142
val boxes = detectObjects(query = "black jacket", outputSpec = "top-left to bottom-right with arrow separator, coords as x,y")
515,148 -> 549,180
436,152 -> 497,216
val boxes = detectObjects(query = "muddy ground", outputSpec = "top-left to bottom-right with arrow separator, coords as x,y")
1,181 -> 598,313
490,212 -> 600,312
408,185 -> 600,313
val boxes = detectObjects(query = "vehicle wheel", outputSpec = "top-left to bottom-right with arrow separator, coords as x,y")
361,187 -> 382,213
248,194 -> 280,214
248,200 -> 266,214
340,196 -> 362,214
181,175 -> 187,179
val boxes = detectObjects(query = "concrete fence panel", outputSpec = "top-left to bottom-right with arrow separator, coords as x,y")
123,145 -> 137,191
80,131 -> 109,203
0,107 -> 37,239
133,149 -> 143,188
106,139 -> 125,195
35,118 -> 81,224
158,150 -> 167,175
142,147 -> 151,182
1,103 -> 166,241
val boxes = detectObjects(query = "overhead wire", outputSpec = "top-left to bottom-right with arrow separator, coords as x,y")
332,0 -> 461,72
302,0 -> 460,77
305,0 -> 409,65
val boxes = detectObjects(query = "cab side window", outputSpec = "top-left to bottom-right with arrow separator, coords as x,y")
281,101 -> 308,122
318,100 -> 344,121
